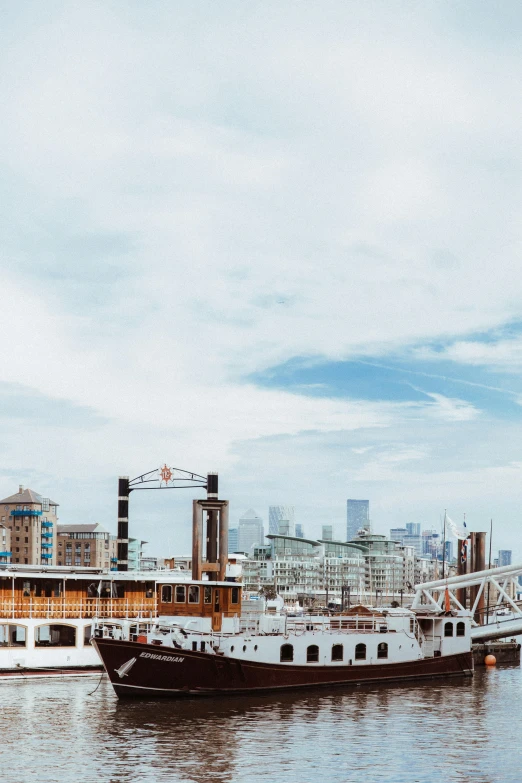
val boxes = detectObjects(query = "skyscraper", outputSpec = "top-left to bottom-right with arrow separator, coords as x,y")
498,550 -> 512,567
295,523 -> 304,538
321,525 -> 333,541
406,523 -> 421,536
238,509 -> 264,554
228,527 -> 238,554
346,499 -> 369,540
268,506 -> 295,536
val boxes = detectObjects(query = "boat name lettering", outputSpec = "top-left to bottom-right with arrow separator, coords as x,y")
139,652 -> 184,663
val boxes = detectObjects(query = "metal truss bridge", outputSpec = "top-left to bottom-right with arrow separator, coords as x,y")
412,562 -> 522,642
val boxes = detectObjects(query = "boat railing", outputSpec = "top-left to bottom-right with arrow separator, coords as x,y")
0,597 -> 157,620
287,615 -> 389,635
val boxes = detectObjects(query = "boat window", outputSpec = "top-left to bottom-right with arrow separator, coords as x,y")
231,587 -> 240,604
0,624 -> 26,647
161,585 -> 173,603
444,622 -> 454,637
188,585 -> 200,604
35,624 -> 76,647
377,642 -> 388,659
214,590 -> 220,611
355,643 -> 366,660
307,645 -> 319,663
331,644 -> 343,662
456,621 -> 465,637
280,643 -> 294,662
409,618 -> 415,633
204,586 -> 212,604
84,625 -> 92,646
175,585 -> 186,603
145,583 -> 154,599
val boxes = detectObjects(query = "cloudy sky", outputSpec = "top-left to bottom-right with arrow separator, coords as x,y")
1,1 -> 522,558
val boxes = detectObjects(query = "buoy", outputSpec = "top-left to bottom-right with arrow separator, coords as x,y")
485,654 -> 497,666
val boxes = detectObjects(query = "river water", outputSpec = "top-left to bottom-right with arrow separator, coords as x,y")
2,667 -> 520,783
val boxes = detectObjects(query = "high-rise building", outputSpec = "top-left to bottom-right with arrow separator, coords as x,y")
406,523 -> 421,536
390,527 -> 408,544
228,527 -> 238,553
321,525 -> 333,541
295,524 -> 304,538
238,509 -> 264,554
498,550 -> 512,567
346,500 -> 369,540
0,485 -> 59,566
269,506 -> 295,536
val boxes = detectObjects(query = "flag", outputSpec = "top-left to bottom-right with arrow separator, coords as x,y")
460,539 -> 468,565
446,514 -> 467,540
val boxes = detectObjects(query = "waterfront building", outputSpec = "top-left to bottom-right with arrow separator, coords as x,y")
0,485 -> 59,566
228,527 -> 239,553
498,550 -> 512,567
390,527 -> 408,544
268,506 -> 295,536
57,523 -> 117,569
347,532 -> 404,597
346,499 -> 369,540
128,538 -> 147,571
406,523 -> 421,536
238,509 -> 264,554
322,525 -> 333,541
295,523 -> 304,538
0,525 -> 11,563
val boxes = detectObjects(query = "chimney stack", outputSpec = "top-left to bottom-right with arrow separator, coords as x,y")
19,485 -> 23,494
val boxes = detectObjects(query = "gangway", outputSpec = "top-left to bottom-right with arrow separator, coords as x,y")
412,561 -> 522,642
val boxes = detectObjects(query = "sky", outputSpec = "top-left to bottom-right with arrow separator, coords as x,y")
1,1 -> 522,559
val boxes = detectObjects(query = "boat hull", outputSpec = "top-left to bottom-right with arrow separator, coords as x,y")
93,638 -> 474,698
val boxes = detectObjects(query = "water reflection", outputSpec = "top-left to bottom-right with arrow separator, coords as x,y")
0,670 -> 521,783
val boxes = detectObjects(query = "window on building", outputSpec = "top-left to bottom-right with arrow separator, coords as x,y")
307,645 -> 319,663
444,622 -> 454,637
35,625 -> 76,647
377,642 -> 388,659
24,537 -> 28,544
280,643 -> 294,662
75,558 -> 81,566
42,498 -> 50,512
355,643 -> 366,660
0,624 -> 26,647
231,587 -> 240,604
175,585 -> 186,603
161,585 -> 173,603
456,622 -> 465,637
204,586 -> 212,604
188,585 -> 200,604
331,644 -> 343,662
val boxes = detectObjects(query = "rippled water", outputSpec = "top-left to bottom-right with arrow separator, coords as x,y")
2,667 -> 521,783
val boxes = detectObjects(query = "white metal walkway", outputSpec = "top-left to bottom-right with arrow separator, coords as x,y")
412,562 -> 522,642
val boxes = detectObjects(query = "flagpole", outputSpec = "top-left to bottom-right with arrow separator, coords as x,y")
486,518 -> 493,624
442,510 -> 446,580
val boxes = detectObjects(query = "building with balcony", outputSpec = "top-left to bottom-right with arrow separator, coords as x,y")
0,485 -> 58,566
0,524 -> 11,563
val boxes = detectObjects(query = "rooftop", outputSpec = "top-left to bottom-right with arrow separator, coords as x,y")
0,486 -> 58,506
57,523 -> 109,535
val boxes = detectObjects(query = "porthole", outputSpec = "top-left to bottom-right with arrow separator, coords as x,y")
243,645 -> 247,652
230,645 -> 234,652
254,645 -> 258,651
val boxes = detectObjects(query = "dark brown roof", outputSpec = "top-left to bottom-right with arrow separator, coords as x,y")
0,488 -> 58,506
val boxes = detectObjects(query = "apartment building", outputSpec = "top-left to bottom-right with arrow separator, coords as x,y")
57,523 -> 117,569
0,486 -> 58,565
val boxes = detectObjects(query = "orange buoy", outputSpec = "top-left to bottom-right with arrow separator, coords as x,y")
137,635 -> 147,643
485,654 -> 497,666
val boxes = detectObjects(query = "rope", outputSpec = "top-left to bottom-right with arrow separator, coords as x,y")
87,671 -> 106,696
